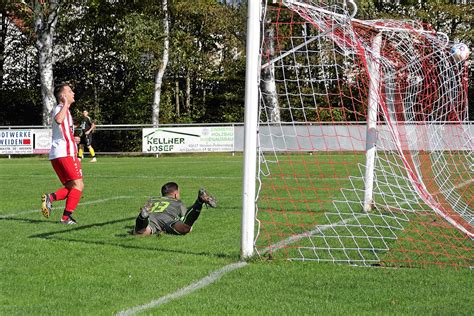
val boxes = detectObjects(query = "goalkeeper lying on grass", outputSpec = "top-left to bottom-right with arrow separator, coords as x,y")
133,182 -> 217,236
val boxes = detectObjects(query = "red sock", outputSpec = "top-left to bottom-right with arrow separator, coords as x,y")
65,188 -> 82,214
52,188 -> 70,201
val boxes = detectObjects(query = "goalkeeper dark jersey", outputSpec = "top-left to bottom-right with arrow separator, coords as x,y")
147,196 -> 188,234
73,125 -> 82,138
80,116 -> 94,134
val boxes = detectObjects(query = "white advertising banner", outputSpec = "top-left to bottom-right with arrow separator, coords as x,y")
0,129 -> 34,154
32,129 -> 52,154
142,126 -> 234,153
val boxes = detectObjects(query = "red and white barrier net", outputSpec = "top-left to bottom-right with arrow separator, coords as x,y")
256,0 -> 472,268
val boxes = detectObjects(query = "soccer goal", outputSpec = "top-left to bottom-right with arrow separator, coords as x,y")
241,0 -> 473,268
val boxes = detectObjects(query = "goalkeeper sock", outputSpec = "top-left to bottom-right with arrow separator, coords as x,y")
89,146 -> 96,158
65,188 -> 82,212
135,214 -> 149,232
52,188 -> 69,201
183,201 -> 203,226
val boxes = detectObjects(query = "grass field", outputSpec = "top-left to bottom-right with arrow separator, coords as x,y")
0,155 -> 472,315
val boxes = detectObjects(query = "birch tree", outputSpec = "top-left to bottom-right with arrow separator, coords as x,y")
152,0 -> 169,127
14,0 -> 63,125
261,26 -> 280,123
34,0 -> 62,125
0,4 -> 6,88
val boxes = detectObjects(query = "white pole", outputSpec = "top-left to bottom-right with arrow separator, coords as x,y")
241,0 -> 261,259
363,32 -> 382,212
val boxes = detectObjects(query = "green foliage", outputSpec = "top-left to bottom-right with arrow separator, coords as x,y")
1,0 -> 472,125
156,89 -> 175,124
351,0 -> 378,19
317,107 -> 345,122
116,12 -> 164,80
166,0 -> 246,123
367,0 -> 473,45
0,87 -> 42,125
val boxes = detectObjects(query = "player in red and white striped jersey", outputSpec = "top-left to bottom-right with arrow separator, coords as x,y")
41,83 -> 84,225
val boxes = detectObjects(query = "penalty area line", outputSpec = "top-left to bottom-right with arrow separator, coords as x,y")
116,215 -> 367,315
259,213 -> 368,255
116,261 -> 248,316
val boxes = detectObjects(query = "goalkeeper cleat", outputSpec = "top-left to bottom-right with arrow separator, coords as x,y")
41,193 -> 53,218
60,216 -> 77,225
198,188 -> 217,208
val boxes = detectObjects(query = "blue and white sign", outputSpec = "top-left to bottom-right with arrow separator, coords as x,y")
0,130 -> 34,154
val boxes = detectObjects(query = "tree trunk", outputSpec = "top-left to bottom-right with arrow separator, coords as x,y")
261,27 -> 280,122
185,71 -> 190,112
0,8 -> 6,88
175,80 -> 179,116
203,87 -> 206,107
34,0 -> 60,126
152,0 -> 169,127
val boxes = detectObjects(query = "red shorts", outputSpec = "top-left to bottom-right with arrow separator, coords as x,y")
51,156 -> 83,184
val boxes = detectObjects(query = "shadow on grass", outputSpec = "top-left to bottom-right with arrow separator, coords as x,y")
10,216 -> 237,260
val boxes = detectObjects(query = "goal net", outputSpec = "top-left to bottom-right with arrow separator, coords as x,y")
255,0 -> 473,268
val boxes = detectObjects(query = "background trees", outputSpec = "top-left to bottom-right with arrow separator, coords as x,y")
5,0 -> 66,125
0,0 -> 472,126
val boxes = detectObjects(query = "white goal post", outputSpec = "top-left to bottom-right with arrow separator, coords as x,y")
241,0 -> 261,259
241,0 -> 473,268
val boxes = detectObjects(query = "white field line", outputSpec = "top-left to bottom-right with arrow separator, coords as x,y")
431,178 -> 473,197
116,214 -> 362,315
0,158 -> 242,167
258,213 -> 367,255
0,174 -> 352,182
0,195 -> 136,219
0,174 -> 243,179
116,262 -> 247,316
